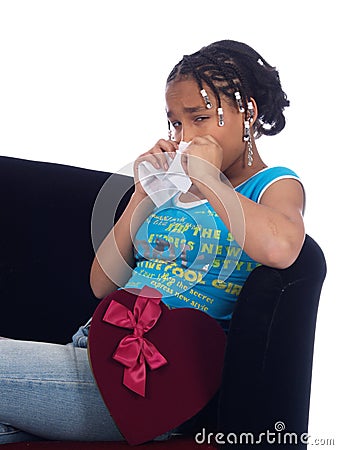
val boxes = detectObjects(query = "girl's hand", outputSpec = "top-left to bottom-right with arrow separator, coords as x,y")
133,139 -> 179,197
183,135 -> 223,187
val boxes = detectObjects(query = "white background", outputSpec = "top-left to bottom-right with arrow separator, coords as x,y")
0,0 -> 336,445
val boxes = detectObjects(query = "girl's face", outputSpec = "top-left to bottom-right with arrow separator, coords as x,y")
165,77 -> 248,173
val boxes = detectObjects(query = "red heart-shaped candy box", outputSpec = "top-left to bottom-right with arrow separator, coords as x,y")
88,287 -> 226,445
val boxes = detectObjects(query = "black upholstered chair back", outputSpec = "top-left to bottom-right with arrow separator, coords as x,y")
0,156 -> 133,343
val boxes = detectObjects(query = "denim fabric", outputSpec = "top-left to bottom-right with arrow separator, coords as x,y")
0,337 -> 173,445
71,318 -> 91,348
0,337 -> 128,444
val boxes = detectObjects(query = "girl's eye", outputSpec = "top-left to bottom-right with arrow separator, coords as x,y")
170,116 -> 209,128
195,116 -> 210,122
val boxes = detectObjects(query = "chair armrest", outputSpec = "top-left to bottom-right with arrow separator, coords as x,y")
218,235 -> 326,446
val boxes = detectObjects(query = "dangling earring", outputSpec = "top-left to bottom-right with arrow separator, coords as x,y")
243,120 -> 253,166
247,137 -> 254,167
245,101 -> 255,166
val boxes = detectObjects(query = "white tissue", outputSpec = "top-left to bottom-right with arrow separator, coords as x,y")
138,141 -> 192,207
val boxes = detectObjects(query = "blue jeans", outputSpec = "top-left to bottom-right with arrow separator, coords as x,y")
0,330 -> 172,444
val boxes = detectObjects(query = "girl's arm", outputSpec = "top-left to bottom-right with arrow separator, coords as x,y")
90,139 -> 178,299
195,175 -> 305,268
185,136 -> 305,268
90,191 -> 154,299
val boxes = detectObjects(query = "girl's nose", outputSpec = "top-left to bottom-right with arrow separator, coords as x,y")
181,125 -> 195,143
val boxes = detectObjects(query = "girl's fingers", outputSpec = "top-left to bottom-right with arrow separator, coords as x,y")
137,139 -> 179,170
142,153 -> 162,170
158,139 -> 179,158
153,139 -> 178,166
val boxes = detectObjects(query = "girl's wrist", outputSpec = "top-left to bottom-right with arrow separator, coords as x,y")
129,191 -> 155,215
131,190 -> 151,204
191,173 -> 222,193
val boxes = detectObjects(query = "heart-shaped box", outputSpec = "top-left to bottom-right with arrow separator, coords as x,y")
88,287 -> 226,445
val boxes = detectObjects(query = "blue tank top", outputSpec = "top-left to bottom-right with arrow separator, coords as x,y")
124,167 -> 301,324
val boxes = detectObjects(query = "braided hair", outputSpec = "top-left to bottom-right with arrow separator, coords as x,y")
166,40 -> 289,138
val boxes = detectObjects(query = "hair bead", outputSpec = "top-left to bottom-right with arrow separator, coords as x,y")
200,89 -> 212,109
234,91 -> 245,113
243,120 -> 250,142
217,107 -> 224,126
247,101 -> 255,122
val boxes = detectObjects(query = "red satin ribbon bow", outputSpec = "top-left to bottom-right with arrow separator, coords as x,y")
102,287 -> 168,397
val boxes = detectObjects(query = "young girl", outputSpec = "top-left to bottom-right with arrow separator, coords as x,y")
0,40 -> 305,444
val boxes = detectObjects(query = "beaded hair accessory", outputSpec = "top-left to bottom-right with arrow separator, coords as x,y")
234,91 -> 245,113
200,89 -> 212,109
247,101 -> 255,123
167,120 -> 173,140
200,88 -> 225,127
217,107 -> 224,127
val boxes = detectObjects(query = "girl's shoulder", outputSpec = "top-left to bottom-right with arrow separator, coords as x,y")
235,166 -> 302,203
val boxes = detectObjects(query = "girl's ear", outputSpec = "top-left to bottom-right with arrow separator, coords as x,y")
249,97 -> 259,124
